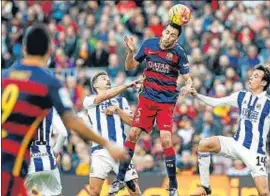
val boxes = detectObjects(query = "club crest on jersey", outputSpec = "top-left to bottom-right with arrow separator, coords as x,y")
256,104 -> 261,109
166,52 -> 173,61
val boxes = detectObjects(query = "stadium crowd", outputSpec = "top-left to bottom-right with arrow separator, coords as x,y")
2,0 -> 270,176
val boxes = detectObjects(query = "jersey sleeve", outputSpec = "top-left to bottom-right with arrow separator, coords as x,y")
178,49 -> 190,75
134,40 -> 147,63
197,91 -> 240,107
48,78 -> 73,116
122,97 -> 132,114
83,95 -> 97,109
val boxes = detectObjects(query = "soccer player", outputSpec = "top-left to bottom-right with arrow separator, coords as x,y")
82,71 -> 142,196
1,24 -> 128,196
109,23 -> 193,196
189,65 -> 270,196
25,108 -> 67,196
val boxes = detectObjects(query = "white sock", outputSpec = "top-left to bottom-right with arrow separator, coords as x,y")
198,152 -> 211,188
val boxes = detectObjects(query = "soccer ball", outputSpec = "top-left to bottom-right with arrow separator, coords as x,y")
168,4 -> 191,26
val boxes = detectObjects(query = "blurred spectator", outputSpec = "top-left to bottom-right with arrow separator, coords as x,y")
1,1 -> 269,174
176,117 -> 195,151
227,160 -> 250,176
66,76 -> 84,111
89,40 -> 109,67
107,54 -> 121,78
195,107 -> 223,138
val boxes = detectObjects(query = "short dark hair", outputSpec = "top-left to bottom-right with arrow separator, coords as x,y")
23,24 -> 50,56
91,71 -> 108,92
255,65 -> 270,91
168,22 -> 182,37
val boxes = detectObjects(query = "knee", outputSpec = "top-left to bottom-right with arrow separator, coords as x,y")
160,137 -> 172,149
128,128 -> 141,142
198,138 -> 213,152
89,184 -> 100,196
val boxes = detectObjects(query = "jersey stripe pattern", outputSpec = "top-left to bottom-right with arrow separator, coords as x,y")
83,96 -> 130,152
2,62 -> 72,178
134,38 -> 189,103
234,91 -> 270,155
30,109 -> 56,172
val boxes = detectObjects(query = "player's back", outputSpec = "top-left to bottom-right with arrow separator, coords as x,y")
29,108 -> 56,173
2,62 -> 57,178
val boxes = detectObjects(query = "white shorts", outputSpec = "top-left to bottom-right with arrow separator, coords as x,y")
90,149 -> 138,182
217,136 -> 268,178
25,167 -> 62,196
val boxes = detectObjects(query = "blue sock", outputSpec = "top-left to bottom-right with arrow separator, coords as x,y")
164,147 -> 177,189
117,141 -> 135,181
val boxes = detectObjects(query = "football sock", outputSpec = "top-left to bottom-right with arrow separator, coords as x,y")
198,152 -> 211,188
164,147 -> 178,189
117,140 -> 135,181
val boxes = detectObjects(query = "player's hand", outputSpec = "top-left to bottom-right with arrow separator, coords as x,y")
124,36 -> 135,53
105,142 -> 129,161
105,106 -> 118,115
180,85 -> 192,96
189,87 -> 198,97
126,78 -> 144,89
54,151 -> 61,164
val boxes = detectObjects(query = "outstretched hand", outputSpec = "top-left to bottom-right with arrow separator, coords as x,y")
124,36 -> 135,53
189,87 -> 198,97
180,86 -> 198,96
127,78 -> 144,89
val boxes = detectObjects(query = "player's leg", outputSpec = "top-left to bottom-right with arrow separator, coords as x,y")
157,103 -> 178,195
116,126 -> 142,182
110,97 -> 155,194
117,96 -> 156,182
89,150 -> 112,196
254,176 -> 269,196
89,177 -> 105,196
126,179 -> 142,196
122,161 -> 142,196
237,149 -> 269,196
191,136 -> 239,195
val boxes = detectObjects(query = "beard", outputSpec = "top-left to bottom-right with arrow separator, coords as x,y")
160,39 -> 175,49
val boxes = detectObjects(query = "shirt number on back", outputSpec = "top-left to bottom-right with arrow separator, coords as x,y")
2,84 -> 19,123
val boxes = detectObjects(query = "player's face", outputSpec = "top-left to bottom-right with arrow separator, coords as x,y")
248,70 -> 266,91
160,26 -> 179,48
95,75 -> 111,90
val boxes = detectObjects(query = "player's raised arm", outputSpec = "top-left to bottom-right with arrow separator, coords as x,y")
124,36 -> 141,70
49,79 -> 129,161
83,72 -> 142,108
190,88 -> 240,107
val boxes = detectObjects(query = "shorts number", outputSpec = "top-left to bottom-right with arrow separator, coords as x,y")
256,156 -> 267,167
2,84 -> 19,123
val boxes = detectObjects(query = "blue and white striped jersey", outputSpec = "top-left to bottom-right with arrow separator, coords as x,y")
30,108 -> 67,172
197,90 -> 270,155
83,95 -> 131,152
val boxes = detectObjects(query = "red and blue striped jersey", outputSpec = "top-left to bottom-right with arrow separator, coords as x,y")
135,38 -> 189,103
2,62 -> 73,178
